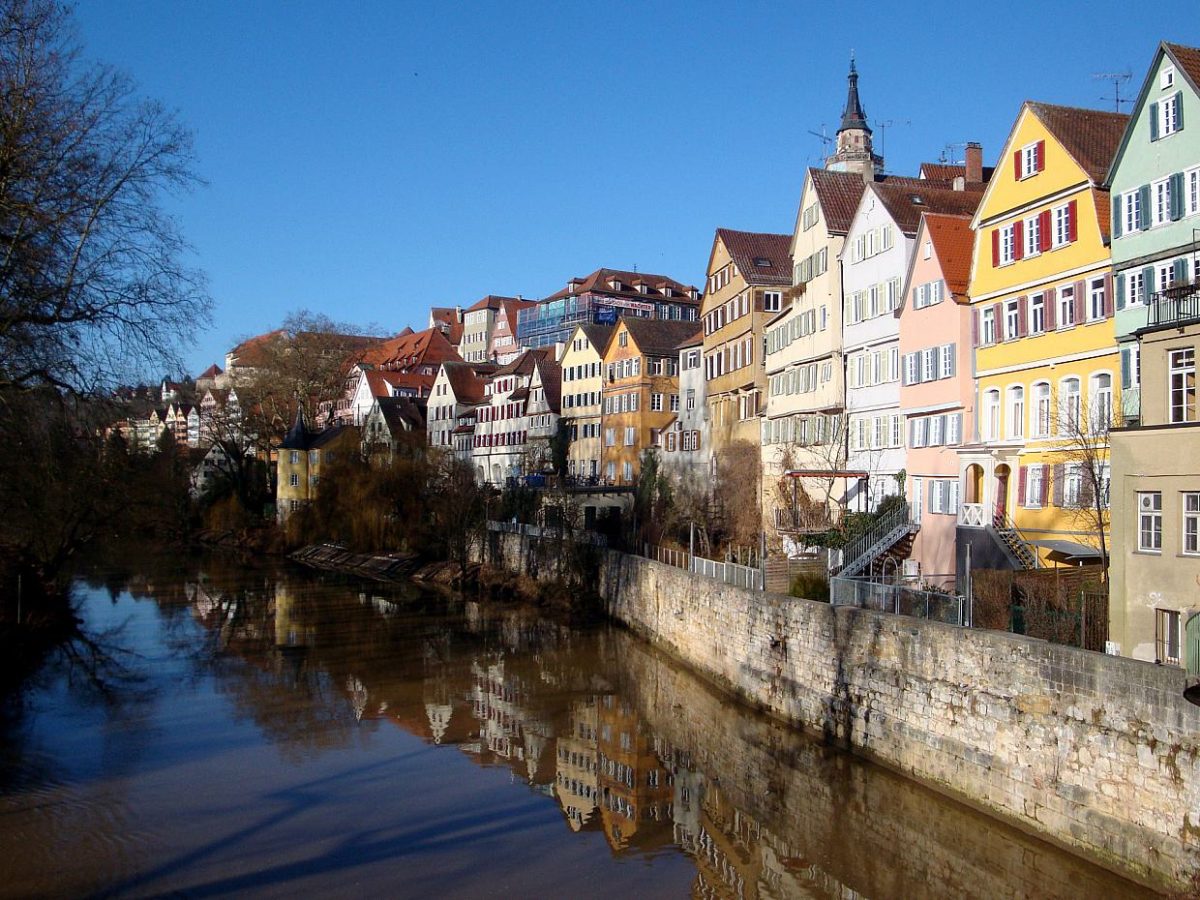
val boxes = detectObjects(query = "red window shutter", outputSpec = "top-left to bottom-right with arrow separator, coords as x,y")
991,229 -> 1000,267
1045,291 -> 1056,330
1018,296 -> 1028,336
1013,150 -> 1022,180
1013,220 -> 1025,260
992,302 -> 1002,340
1103,272 -> 1114,318
1067,199 -> 1078,242
1036,140 -> 1046,172
1039,210 -> 1052,251
1018,466 -> 1028,503
1074,281 -> 1086,323
1040,466 -> 1049,507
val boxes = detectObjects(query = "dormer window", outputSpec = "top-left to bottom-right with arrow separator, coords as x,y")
753,257 -> 771,267
1161,66 -> 1176,90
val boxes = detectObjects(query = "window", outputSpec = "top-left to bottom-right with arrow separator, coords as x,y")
1018,141 -> 1042,179
1121,344 -> 1141,392
1024,214 -> 1041,256
1138,492 -> 1162,552
1123,188 -> 1141,234
1184,493 -> 1200,556
763,291 -> 782,312
1007,386 -> 1025,439
1125,269 -> 1146,308
624,426 -> 636,446
940,344 -> 955,379
651,392 -> 663,411
1030,294 -> 1045,334
618,331 -> 628,347
983,389 -> 1001,441
670,393 -> 680,412
289,473 -> 298,487
1088,278 -> 1106,321
623,461 -> 633,482
1156,608 -> 1181,666
999,224 -> 1015,265
1063,463 -> 1082,508
1159,93 -> 1181,139
1060,377 -> 1081,433
1170,348 -> 1196,423
1090,373 -> 1113,431
1057,286 -> 1075,329
1188,167 -> 1200,217
982,307 -> 996,345
1004,300 -> 1020,341
1152,178 -> 1172,227
1025,465 -> 1045,507
289,451 -> 299,464
1162,66 -> 1176,90
604,427 -> 615,447
1053,203 -> 1074,247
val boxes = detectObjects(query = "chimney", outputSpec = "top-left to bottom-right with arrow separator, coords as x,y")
965,142 -> 983,184
862,164 -> 875,186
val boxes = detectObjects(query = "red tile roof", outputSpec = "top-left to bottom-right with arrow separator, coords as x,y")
1165,43 -> 1200,94
362,326 -> 462,371
1027,102 -> 1129,184
871,180 -> 986,236
674,326 -> 705,350
441,361 -> 496,404
534,355 -> 562,413
365,369 -> 433,398
198,363 -> 223,379
618,318 -> 708,357
714,229 -> 793,286
541,268 -> 700,305
921,213 -> 975,300
808,169 -> 936,235
918,162 -> 996,184
466,294 -> 521,313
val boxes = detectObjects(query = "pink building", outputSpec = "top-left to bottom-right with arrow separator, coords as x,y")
897,213 -> 977,585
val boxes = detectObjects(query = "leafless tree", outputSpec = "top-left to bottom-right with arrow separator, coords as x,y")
0,0 -> 210,393
1050,384 -> 1114,575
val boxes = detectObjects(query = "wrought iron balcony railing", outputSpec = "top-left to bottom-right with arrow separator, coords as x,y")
1148,284 -> 1200,329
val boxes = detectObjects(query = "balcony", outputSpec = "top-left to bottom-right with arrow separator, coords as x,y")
958,503 -> 986,527
774,506 -> 834,533
1148,284 -> 1200,330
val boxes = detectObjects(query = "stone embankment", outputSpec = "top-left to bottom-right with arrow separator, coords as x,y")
481,529 -> 1200,891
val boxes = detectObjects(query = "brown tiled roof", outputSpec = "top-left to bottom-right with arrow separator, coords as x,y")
362,326 -> 462,370
674,326 -> 705,350
466,294 -> 521,313
442,361 -> 496,404
619,318 -> 708,357
429,307 -> 464,345
578,323 -> 615,353
534,356 -> 562,413
871,181 -> 985,236
377,396 -> 426,433
1027,102 -> 1129,184
227,329 -> 285,367
541,267 -> 700,305
366,369 -> 433,398
1165,43 -> 1200,94
1093,188 -> 1112,244
714,229 -> 793,285
493,348 -> 541,377
921,213 -> 975,299
198,363 -> 223,379
807,169 -> 865,235
918,162 -> 995,184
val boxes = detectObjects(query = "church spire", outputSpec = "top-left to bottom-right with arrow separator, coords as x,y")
839,54 -> 871,135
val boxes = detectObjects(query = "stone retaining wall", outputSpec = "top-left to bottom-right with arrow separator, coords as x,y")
480,530 -> 1200,889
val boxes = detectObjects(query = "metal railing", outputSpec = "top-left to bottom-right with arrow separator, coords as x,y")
1148,285 -> 1200,328
641,542 -> 764,591
831,575 -> 966,625
836,501 -> 913,577
773,506 -> 835,533
486,520 -> 607,546
958,503 -> 986,527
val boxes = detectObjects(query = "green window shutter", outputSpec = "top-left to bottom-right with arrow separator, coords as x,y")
1143,265 -> 1156,298
1113,193 -> 1123,238
1177,91 -> 1185,130
1121,347 -> 1131,389
1175,258 -> 1188,282
1150,102 -> 1160,141
1138,185 -> 1151,229
1170,172 -> 1185,220
1116,272 -> 1126,310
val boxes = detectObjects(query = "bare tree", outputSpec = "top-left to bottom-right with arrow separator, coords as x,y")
0,0 -> 210,393
1050,383 -> 1113,575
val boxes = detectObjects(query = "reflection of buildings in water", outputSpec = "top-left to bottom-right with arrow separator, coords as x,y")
554,697 -> 600,832
357,591 -> 397,618
670,767 -> 705,852
425,703 -> 453,744
273,581 -> 315,648
468,659 -> 554,782
347,675 -> 368,722
595,694 -> 674,852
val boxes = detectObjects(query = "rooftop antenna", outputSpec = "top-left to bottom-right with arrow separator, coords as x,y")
1093,71 -> 1132,112
877,119 -> 910,162
808,124 -> 833,152
940,141 -> 969,165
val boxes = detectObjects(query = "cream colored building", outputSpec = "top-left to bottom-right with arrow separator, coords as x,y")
559,323 -> 612,481
700,229 -> 792,455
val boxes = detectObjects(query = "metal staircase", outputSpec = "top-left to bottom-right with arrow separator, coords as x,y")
834,501 -> 918,577
990,510 -> 1039,570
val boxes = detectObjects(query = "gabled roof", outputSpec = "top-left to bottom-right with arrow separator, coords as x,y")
541,268 -> 700,305
806,169 -> 867,235
532,355 -> 562,413
918,162 -> 996,184
466,294 -> 521,313
493,347 -> 551,378
1027,102 -> 1128,184
869,180 -> 985,237
365,369 -> 433,398
376,396 -> 426,434
922,213 -> 975,299
713,229 -> 793,285
362,326 -> 462,370
441,361 -> 496,404
617,319 -> 707,357
1105,42 -> 1200,187
577,323 -> 615,354
197,363 -> 223,379
674,326 -> 705,350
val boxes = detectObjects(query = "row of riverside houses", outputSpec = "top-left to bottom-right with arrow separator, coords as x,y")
245,42 -> 1196,669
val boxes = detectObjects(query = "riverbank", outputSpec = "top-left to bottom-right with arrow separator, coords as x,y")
478,527 -> 1200,892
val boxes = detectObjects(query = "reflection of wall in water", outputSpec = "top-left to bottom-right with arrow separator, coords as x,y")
554,697 -> 600,831
595,694 -> 674,852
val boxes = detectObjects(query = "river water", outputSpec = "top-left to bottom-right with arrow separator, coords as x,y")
0,554 -> 1158,898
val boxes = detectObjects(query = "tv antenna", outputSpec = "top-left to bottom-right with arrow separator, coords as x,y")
878,119 -> 910,161
939,142 -> 968,165
1093,71 -> 1132,112
808,124 -> 833,152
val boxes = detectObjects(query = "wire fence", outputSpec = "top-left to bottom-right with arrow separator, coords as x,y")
831,575 -> 966,625
642,543 -> 764,591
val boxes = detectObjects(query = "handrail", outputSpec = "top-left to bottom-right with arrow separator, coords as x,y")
992,509 -> 1039,568
836,501 -> 911,575
1148,285 -> 1200,329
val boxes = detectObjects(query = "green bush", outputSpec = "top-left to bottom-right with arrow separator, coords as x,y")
791,572 -> 830,603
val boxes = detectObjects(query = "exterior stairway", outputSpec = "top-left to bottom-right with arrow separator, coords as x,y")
990,511 -> 1039,570
834,501 -> 918,577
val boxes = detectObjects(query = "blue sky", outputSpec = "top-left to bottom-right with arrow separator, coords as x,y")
72,1 -> 1197,378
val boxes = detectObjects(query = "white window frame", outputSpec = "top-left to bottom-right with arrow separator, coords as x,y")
1030,294 -> 1045,334
1057,286 -> 1075,329
1152,178 -> 1172,227
1184,492 -> 1200,556
999,224 -> 1016,265
982,308 -> 996,345
1007,386 -> 1025,439
1138,491 -> 1163,553
1025,464 -> 1044,507
1169,348 -> 1196,424
1123,188 -> 1141,234
1160,93 -> 1180,138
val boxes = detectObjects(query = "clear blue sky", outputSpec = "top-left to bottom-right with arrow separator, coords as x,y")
73,1 -> 1197,379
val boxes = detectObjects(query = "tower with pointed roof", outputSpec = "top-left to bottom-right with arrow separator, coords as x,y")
825,56 -> 884,178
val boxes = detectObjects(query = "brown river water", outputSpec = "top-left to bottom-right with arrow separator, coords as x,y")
0,553 -> 1159,898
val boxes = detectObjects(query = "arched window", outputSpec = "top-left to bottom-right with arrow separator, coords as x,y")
1060,377 -> 1081,434
1033,381 -> 1051,437
1007,386 -> 1025,439
1090,372 -> 1113,431
983,389 -> 1001,441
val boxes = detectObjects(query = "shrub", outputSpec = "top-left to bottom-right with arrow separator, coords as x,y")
791,572 -> 830,603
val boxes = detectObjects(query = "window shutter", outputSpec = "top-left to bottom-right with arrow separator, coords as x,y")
1017,296 -> 1028,336
1112,194 -> 1122,239
1053,464 -> 1065,507
1121,347 -> 1131,389
972,308 -> 980,347
1143,265 -> 1155,298
1045,291 -> 1056,330
1013,149 -> 1022,180
1013,220 -> 1025,260
1079,470 -> 1094,509
991,229 -> 1000,267
1150,101 -> 1160,141
1039,465 -> 1049,507
946,346 -> 956,378
1039,210 -> 1052,251
1073,281 -> 1085,323
1170,172 -> 1185,220
1138,185 -> 1151,229
1177,91 -> 1185,130
1116,272 -> 1126,311
1018,466 -> 1028,503
1103,272 -> 1114,318
1175,258 -> 1188,282
931,345 -> 941,379
949,480 -> 959,514
1037,140 -> 1046,172
1067,200 -> 1078,243
992,302 -> 1002,339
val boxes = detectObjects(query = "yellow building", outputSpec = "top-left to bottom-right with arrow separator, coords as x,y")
700,228 -> 793,453
601,318 -> 701,485
559,324 -> 613,482
276,409 -> 360,522
960,102 -> 1128,568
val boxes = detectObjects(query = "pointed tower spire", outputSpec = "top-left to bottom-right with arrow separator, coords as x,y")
839,54 -> 871,135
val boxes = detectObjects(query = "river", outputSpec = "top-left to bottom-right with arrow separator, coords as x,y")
0,554 -> 1157,898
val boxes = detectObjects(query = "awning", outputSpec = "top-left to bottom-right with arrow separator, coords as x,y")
1025,539 -> 1103,561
